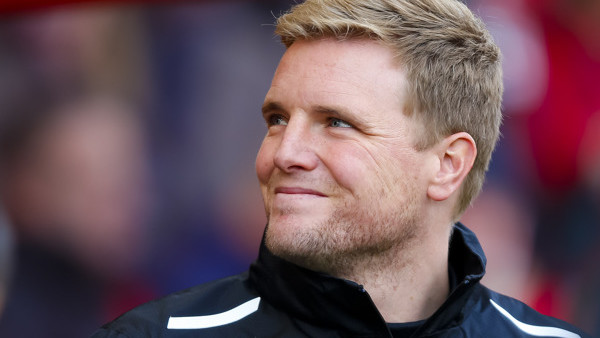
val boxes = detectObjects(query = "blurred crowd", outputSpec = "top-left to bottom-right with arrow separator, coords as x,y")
0,0 -> 597,337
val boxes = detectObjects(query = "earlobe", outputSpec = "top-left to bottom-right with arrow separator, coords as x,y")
427,132 -> 476,201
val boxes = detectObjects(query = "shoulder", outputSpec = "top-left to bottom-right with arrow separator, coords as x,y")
458,284 -> 590,337
91,272 -> 258,338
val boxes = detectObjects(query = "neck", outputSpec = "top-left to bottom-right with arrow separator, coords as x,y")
336,224 -> 452,323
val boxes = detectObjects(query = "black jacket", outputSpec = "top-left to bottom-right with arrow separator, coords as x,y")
92,223 -> 588,337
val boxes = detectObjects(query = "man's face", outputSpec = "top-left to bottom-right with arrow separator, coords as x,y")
256,38 -> 431,273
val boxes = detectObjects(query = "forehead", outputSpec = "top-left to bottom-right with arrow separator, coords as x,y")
266,38 -> 407,120
276,38 -> 396,79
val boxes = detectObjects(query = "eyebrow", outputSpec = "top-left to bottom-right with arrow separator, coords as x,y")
261,101 -> 284,116
314,105 -> 351,119
313,104 -> 370,127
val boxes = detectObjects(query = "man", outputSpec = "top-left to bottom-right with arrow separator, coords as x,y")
93,0 -> 588,337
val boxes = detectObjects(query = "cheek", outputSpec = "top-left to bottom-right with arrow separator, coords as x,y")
255,139 -> 274,184
322,143 -> 372,190
324,141 -> 412,197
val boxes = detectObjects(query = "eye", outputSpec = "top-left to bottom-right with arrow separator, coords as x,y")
267,114 -> 288,126
328,118 -> 353,128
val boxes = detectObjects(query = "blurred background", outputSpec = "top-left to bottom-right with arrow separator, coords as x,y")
0,0 -> 597,337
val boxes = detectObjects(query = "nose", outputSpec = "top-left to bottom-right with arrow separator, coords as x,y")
273,118 -> 319,173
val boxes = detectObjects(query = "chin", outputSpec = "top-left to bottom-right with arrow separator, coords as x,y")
265,215 -> 309,247
265,217 -> 317,255
264,216 -> 343,273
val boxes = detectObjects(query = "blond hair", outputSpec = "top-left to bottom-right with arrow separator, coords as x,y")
275,0 -> 503,218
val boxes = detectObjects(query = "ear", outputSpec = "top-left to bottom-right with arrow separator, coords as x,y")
427,132 -> 476,201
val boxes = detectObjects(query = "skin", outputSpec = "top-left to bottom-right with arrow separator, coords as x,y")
256,38 -> 476,322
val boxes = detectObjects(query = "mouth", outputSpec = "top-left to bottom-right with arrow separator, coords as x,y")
274,187 -> 327,197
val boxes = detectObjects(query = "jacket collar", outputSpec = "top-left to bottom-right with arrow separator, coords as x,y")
249,223 -> 486,337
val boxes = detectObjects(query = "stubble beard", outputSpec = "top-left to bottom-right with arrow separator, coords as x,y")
264,189 -> 421,278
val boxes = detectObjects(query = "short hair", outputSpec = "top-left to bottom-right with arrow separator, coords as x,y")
274,0 -> 503,219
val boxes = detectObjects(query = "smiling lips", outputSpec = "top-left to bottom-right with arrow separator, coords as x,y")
274,187 -> 327,197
